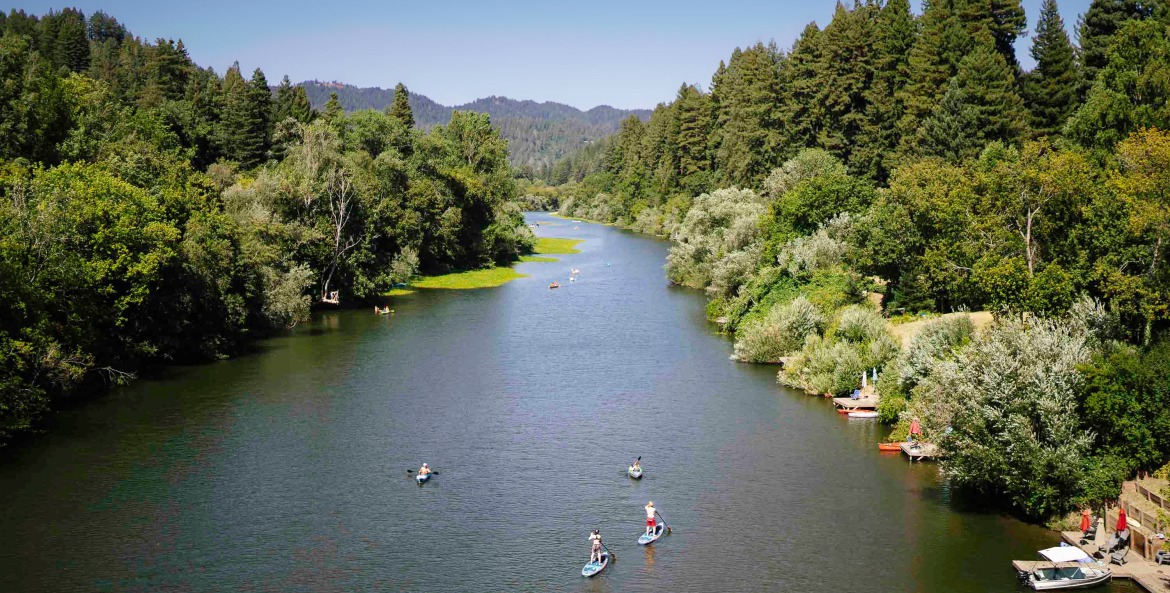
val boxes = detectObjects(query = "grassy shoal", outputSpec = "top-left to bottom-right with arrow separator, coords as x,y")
534,237 -> 583,255
387,236 -> 582,292
411,267 -> 529,289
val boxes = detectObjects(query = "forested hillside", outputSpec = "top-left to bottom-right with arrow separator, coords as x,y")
552,0 -> 1170,520
299,81 -> 651,172
0,8 -> 532,444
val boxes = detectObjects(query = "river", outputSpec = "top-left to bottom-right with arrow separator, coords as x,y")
0,213 -> 1141,593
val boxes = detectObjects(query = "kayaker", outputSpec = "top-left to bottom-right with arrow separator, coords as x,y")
418,463 -> 431,476
588,529 -> 603,564
645,501 -> 657,536
631,458 -> 641,472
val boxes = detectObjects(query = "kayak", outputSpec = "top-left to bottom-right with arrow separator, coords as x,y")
638,523 -> 665,545
416,473 -> 431,484
878,442 -> 907,451
581,551 -> 609,577
628,466 -> 643,479
848,410 -> 879,418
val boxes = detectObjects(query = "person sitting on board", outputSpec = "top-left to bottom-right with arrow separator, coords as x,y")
418,463 -> 431,476
645,501 -> 657,536
631,458 -> 641,471
588,529 -> 603,564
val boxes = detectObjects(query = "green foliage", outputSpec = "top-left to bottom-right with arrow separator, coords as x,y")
733,296 -> 824,363
911,317 -> 1093,519
1066,19 -> 1170,149
0,9 -> 531,444
1079,341 -> 1170,472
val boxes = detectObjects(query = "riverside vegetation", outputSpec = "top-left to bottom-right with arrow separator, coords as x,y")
0,8 -> 534,444
548,0 -> 1170,521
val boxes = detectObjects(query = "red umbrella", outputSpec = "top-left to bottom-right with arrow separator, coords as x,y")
1117,507 -> 1127,531
1080,509 -> 1091,532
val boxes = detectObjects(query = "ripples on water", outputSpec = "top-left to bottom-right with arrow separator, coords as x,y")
0,213 -> 1138,593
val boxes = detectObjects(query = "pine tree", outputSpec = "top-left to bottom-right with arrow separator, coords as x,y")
781,23 -> 825,153
246,68 -> 274,157
958,0 -> 1027,69
1023,0 -> 1079,137
916,36 -> 1028,157
217,63 -> 272,168
1077,0 -> 1167,88
147,38 -> 190,101
856,0 -> 916,181
324,92 -> 344,122
275,76 -> 313,123
915,85 -> 982,162
674,83 -> 713,193
713,42 -> 785,187
54,8 -> 90,73
389,82 -> 414,128
814,2 -> 879,171
896,0 -> 972,156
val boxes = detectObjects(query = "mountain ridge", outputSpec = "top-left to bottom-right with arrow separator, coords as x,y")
297,81 -> 651,171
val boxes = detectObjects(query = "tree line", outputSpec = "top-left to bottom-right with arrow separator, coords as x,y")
0,8 -> 531,445
551,0 -> 1170,520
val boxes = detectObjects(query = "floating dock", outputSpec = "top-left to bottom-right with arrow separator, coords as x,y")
899,442 -> 938,461
832,397 -> 878,410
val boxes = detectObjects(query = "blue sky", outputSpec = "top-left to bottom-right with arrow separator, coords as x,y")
17,0 -> 1093,110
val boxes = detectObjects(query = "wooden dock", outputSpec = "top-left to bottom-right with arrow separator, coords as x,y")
1009,532 -> 1170,593
832,396 -> 878,410
900,442 -> 938,461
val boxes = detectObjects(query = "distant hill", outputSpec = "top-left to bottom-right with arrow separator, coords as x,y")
298,81 -> 651,172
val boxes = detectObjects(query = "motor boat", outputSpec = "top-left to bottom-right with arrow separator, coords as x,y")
1017,546 -> 1112,590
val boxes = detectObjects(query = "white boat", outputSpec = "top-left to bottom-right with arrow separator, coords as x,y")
847,410 -> 878,418
1018,547 -> 1112,590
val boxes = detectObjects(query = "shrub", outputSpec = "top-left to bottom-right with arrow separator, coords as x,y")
733,296 -> 823,363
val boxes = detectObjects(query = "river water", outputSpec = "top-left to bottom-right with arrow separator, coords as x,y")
0,213 -> 1141,593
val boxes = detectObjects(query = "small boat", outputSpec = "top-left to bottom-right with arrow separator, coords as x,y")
1018,547 -> 1112,590
549,282 -> 560,289
581,551 -> 609,577
848,410 -> 879,418
628,466 -> 643,479
638,524 -> 665,546
571,268 -> 580,275
416,472 -> 431,485
836,408 -> 852,415
878,442 -> 906,452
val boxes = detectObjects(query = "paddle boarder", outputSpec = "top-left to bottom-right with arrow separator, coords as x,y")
644,501 -> 657,536
588,529 -> 603,565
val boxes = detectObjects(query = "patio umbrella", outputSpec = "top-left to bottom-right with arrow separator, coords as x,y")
1117,507 -> 1127,531
1080,509 -> 1091,532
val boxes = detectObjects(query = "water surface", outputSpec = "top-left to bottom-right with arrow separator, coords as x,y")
0,213 -> 1138,592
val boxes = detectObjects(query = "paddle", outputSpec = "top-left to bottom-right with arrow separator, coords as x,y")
406,468 -> 439,475
655,511 -> 672,534
601,542 -> 616,564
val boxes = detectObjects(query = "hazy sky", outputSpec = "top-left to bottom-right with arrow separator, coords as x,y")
17,0 -> 1093,110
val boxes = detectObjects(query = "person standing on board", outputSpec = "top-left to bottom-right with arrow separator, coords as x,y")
645,501 -> 657,536
588,529 -> 603,564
